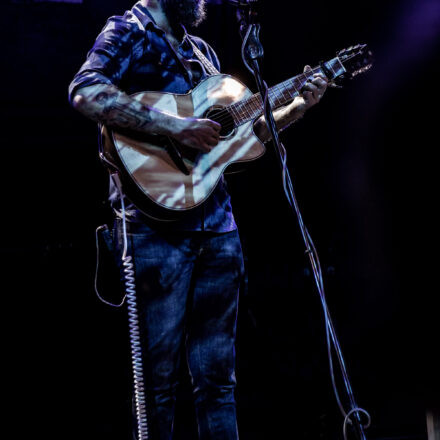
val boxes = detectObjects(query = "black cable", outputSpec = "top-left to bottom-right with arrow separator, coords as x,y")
239,16 -> 370,440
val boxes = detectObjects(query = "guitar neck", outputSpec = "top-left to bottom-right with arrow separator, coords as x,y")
229,56 -> 346,125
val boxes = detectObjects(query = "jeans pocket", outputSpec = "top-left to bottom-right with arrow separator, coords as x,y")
96,224 -> 125,304
98,224 -> 115,253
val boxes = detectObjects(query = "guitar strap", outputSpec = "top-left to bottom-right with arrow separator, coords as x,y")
132,3 -> 220,76
187,37 -> 220,76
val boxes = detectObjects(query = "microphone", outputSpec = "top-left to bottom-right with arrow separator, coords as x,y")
226,0 -> 258,5
205,0 -> 258,6
205,0 -> 261,36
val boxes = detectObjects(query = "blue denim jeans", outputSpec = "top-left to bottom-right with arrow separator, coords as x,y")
113,218 -> 244,440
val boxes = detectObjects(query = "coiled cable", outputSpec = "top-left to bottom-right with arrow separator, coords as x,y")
112,173 -> 150,440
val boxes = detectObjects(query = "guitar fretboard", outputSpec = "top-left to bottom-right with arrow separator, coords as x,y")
228,56 -> 345,126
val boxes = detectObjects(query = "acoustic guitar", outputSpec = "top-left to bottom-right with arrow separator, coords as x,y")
101,44 -> 373,221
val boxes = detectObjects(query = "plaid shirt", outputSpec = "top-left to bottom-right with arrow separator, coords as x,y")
69,1 -> 237,232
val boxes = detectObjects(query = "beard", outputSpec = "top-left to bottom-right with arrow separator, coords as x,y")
160,0 -> 207,28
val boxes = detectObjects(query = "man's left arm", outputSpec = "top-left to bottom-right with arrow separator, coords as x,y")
254,66 -> 328,142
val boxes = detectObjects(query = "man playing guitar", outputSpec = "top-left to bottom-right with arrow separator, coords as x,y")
69,1 -> 328,438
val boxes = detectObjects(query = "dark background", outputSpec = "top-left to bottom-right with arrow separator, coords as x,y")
2,0 -> 439,439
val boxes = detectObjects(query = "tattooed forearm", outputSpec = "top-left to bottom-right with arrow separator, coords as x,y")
71,84 -> 172,135
93,90 -> 152,129
71,84 -> 221,152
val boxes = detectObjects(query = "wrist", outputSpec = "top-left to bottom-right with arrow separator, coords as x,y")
289,97 -> 308,119
277,101 -> 305,132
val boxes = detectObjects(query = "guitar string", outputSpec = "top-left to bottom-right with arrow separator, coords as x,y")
229,48 -> 363,121
204,51 -> 362,128
207,83 -> 300,128
207,76 -> 307,127
203,66 -> 323,127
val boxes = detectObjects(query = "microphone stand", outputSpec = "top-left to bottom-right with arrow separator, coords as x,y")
229,2 -> 368,439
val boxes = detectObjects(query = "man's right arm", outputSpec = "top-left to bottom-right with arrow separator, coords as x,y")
69,13 -> 219,152
71,83 -> 220,153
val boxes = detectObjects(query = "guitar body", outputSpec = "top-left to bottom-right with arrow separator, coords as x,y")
100,45 -> 373,220
101,74 -> 266,220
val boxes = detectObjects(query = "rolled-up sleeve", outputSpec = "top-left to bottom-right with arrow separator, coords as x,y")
68,15 -> 144,103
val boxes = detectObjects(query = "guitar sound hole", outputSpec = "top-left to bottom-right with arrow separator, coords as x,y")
205,107 -> 235,138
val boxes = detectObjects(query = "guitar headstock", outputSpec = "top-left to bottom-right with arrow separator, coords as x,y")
330,44 -> 373,87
